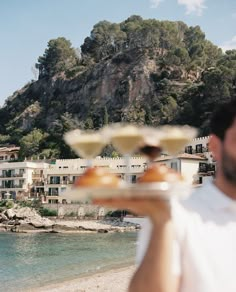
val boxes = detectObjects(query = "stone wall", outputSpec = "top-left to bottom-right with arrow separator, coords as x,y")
42,203 -> 111,218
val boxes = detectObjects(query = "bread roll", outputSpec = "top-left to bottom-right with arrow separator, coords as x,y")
138,165 -> 183,183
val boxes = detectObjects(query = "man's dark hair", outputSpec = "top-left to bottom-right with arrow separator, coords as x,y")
210,98 -> 236,141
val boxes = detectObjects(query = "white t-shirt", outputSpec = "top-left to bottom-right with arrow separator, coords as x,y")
136,182 -> 236,292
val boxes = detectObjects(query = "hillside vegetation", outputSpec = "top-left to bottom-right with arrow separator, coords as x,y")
0,16 -> 235,159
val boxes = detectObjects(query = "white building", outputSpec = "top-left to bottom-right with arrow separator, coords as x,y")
0,145 -> 20,162
155,153 -> 208,185
0,136 -> 216,203
0,161 -> 49,200
43,157 -> 147,203
184,136 -> 216,184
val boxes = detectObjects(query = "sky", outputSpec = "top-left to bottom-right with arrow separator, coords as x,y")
0,0 -> 236,106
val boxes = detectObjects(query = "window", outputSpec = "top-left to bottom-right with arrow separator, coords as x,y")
185,146 -> 192,154
199,163 -> 207,173
19,180 -> 24,187
171,161 -> 178,171
72,176 -> 79,183
196,144 -> 203,153
49,188 -> 59,196
208,164 -> 215,172
10,154 -> 15,160
3,180 -> 14,188
132,175 -> 137,183
19,169 -> 25,176
50,176 -> 60,184
49,199 -> 58,204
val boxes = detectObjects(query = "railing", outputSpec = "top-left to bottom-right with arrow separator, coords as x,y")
0,185 -> 24,189
185,147 -> 209,154
32,174 -> 42,178
34,182 -> 44,186
47,181 -> 61,185
0,173 -> 25,178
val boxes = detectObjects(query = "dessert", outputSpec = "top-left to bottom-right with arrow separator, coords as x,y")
138,164 -> 183,183
74,167 -> 120,188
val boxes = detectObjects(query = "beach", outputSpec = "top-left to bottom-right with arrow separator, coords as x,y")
31,265 -> 136,292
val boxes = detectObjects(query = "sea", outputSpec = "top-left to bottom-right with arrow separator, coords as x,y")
0,232 -> 137,291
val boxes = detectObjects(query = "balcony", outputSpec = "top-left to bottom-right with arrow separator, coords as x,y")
47,193 -> 59,196
198,163 -> 216,176
0,173 -> 25,178
34,182 -> 45,186
47,181 -> 61,185
32,174 -> 43,179
0,185 -> 24,189
185,146 -> 209,155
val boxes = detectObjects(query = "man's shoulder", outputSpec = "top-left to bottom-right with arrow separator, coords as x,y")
181,183 -> 213,213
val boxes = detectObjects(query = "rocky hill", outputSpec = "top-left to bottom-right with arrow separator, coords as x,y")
0,16 -> 235,159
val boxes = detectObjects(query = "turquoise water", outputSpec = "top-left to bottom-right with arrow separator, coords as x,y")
0,232 -> 137,291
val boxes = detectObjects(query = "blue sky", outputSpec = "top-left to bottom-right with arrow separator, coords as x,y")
0,0 -> 236,106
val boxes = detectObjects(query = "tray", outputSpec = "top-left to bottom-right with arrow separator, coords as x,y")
61,182 -> 192,202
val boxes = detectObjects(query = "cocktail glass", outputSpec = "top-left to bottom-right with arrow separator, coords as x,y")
159,125 -> 198,169
159,125 -> 197,156
138,126 -> 163,166
64,129 -> 107,168
102,123 -> 144,184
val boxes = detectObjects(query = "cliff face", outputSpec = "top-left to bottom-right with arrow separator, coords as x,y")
1,17 -> 235,158
5,48 -> 199,134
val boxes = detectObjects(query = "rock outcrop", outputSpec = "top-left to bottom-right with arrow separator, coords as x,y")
0,205 -> 54,232
0,204 -> 140,233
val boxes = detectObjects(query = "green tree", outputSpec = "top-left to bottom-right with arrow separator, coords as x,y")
36,37 -> 78,78
0,134 -> 10,145
84,117 -> 94,129
81,21 -> 126,61
48,113 -> 83,158
19,129 -> 47,158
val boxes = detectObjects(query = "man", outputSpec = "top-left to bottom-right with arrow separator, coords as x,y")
94,98 -> 236,292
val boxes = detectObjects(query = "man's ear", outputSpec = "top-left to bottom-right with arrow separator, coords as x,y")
209,134 -> 221,161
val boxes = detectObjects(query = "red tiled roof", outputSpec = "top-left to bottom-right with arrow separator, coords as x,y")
156,153 -> 207,162
178,153 -> 207,160
0,146 -> 20,153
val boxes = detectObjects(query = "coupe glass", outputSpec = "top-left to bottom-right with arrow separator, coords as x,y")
64,129 -> 107,167
138,126 -> 163,165
159,125 -> 197,156
159,125 -> 198,170
102,123 -> 144,184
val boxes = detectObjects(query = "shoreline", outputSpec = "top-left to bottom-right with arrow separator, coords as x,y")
29,264 -> 137,292
0,218 -> 140,234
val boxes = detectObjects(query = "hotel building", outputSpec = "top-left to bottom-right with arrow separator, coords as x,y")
0,136 -> 215,203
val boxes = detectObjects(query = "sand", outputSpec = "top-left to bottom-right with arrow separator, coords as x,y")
30,265 -> 136,292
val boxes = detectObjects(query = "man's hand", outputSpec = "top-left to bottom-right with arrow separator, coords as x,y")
93,197 -> 171,225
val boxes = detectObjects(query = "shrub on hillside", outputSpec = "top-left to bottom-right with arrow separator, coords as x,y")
39,207 -> 57,217
5,201 -> 14,209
